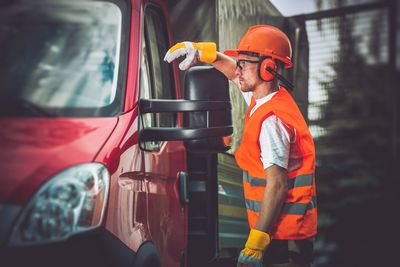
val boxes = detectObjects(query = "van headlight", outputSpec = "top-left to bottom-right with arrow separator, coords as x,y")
8,163 -> 110,247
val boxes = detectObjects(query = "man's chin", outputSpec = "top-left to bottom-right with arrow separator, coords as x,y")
241,87 -> 252,92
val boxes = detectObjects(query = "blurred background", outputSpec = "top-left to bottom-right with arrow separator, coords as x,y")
167,0 -> 399,266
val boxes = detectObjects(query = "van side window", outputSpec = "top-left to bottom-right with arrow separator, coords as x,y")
139,4 -> 176,150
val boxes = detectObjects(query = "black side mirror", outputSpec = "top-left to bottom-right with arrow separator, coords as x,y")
183,66 -> 232,153
139,66 -> 232,153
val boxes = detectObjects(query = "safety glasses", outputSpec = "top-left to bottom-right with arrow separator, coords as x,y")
236,59 -> 260,70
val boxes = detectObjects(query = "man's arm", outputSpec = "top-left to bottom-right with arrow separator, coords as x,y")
237,165 -> 288,266
211,52 -> 238,85
254,164 -> 288,233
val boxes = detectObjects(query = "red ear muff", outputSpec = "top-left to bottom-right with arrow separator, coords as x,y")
258,58 -> 276,81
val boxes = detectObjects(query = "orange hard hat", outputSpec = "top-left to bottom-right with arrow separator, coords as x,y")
224,25 -> 293,68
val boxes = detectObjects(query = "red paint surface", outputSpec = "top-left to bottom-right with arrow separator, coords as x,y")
0,117 -> 118,203
0,0 -> 188,266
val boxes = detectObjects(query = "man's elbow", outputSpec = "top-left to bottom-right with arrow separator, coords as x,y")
277,180 -> 288,194
268,178 -> 288,195
265,165 -> 289,195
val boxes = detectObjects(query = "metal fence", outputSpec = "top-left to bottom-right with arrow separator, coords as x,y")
294,1 -> 397,266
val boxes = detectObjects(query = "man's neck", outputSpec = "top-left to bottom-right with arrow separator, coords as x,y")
252,80 -> 279,99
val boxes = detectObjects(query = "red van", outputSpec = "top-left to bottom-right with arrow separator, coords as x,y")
0,0 -> 235,266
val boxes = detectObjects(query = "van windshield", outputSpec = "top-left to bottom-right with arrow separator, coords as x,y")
0,0 -> 124,117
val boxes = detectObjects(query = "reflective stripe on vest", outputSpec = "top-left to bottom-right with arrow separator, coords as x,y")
243,172 -> 314,189
245,196 -> 317,215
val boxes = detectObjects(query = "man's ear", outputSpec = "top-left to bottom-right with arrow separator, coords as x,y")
275,60 -> 284,74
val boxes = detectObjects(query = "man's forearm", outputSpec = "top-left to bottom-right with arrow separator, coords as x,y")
254,167 -> 288,233
211,52 -> 237,80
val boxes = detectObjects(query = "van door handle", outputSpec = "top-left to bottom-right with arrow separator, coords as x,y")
178,171 -> 189,204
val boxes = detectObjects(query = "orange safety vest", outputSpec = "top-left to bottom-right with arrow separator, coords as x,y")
235,87 -> 317,240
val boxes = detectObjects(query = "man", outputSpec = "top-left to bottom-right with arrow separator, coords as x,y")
164,25 -> 317,267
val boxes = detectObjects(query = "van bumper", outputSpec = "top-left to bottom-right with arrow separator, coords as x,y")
0,227 -> 136,267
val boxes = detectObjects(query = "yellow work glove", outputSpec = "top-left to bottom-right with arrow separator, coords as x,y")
163,41 -> 217,70
237,229 -> 271,267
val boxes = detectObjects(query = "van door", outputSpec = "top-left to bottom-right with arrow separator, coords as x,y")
138,3 -> 187,266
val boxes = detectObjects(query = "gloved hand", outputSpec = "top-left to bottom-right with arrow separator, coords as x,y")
163,41 -> 217,70
237,229 -> 271,267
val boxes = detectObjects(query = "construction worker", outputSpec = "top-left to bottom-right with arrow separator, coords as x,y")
164,25 -> 317,267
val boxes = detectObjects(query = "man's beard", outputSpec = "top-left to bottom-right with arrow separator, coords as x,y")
239,79 -> 255,92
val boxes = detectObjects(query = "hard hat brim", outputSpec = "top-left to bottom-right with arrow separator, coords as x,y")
223,50 -> 240,57
224,49 -> 293,68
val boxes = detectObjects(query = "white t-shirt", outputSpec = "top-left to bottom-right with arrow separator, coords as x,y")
241,90 -> 302,171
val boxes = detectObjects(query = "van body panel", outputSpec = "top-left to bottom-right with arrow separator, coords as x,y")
0,117 -> 118,204
0,0 -> 236,266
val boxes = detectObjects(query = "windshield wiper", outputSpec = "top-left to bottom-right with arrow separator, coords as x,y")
0,98 -> 55,117
20,98 -> 55,117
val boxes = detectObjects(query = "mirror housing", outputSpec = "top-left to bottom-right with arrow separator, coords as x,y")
183,66 -> 232,153
139,66 -> 232,153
